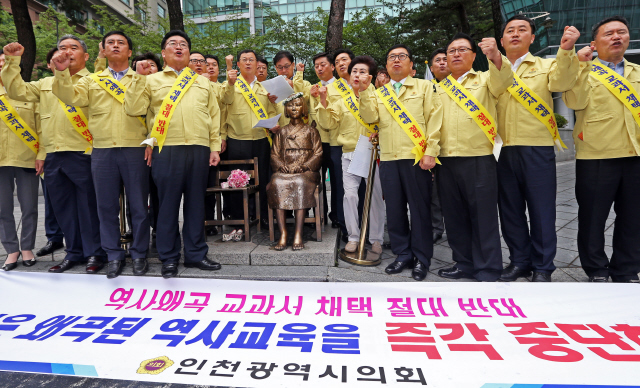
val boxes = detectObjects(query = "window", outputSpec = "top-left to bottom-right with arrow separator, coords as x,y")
120,0 -> 130,6
158,5 -> 165,18
136,7 -> 146,23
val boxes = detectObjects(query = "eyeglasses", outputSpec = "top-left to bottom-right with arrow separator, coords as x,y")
387,53 -> 409,61
190,59 -> 205,65
447,47 -> 472,55
276,63 -> 292,71
166,41 -> 188,49
239,58 -> 256,63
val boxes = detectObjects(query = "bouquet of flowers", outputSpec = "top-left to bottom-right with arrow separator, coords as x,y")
226,169 -> 251,188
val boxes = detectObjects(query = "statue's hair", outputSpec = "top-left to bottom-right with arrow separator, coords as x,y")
283,92 -> 307,118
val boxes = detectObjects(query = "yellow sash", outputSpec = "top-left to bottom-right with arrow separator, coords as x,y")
375,83 -> 430,165
150,68 -> 198,151
590,62 -> 640,129
0,95 -> 39,154
334,78 -> 379,134
235,76 -> 272,146
440,75 -> 502,160
58,100 -> 92,153
508,74 -> 567,151
89,73 -> 146,127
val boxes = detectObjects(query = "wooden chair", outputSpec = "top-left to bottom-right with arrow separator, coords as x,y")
205,158 -> 260,242
267,173 -> 324,242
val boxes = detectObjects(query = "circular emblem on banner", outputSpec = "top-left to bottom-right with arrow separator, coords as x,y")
136,356 -> 174,375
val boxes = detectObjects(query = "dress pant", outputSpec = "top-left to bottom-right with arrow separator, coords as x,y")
43,151 -> 104,262
431,166 -> 444,235
379,159 -> 433,266
438,156 -> 502,281
91,148 -> 150,262
0,167 -> 39,253
152,145 -> 210,265
226,137 -> 270,222
205,164 -> 218,227
41,176 -> 63,244
342,155 -> 384,244
576,157 -> 640,281
148,171 -> 160,232
321,142 -> 334,222
330,146 -> 347,236
497,146 -> 557,273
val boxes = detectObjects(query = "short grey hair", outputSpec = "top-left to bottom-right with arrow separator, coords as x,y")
57,34 -> 88,53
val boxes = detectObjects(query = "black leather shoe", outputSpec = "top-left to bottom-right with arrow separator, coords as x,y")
412,260 -> 428,281
121,230 -> 133,241
36,241 -> 64,256
499,265 -> 532,282
106,260 -> 125,279
132,258 -> 149,276
438,266 -> 475,280
385,259 -> 414,274
86,256 -> 105,274
184,258 -> 221,271
433,233 -> 443,243
588,276 -> 609,282
161,262 -> 178,279
331,221 -> 339,229
532,272 -> 551,282
22,257 -> 36,267
49,259 -> 76,273
206,227 -> 218,236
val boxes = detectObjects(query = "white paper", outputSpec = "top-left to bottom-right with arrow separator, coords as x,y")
253,113 -> 281,129
347,135 -> 374,178
493,133 -> 503,161
260,75 -> 295,103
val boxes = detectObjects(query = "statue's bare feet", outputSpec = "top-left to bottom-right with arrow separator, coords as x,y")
274,232 -> 287,251
292,233 -> 304,250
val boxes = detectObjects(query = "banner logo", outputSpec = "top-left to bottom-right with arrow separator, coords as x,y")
137,356 -> 174,375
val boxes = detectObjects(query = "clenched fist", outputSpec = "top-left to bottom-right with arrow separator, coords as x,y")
478,38 -> 501,65
136,60 -> 153,75
310,84 -> 320,98
319,86 -> 328,108
51,50 -> 71,72
296,62 -> 305,72
359,74 -> 373,92
227,69 -> 238,85
577,45 -> 595,62
560,26 -> 581,50
3,42 -> 24,57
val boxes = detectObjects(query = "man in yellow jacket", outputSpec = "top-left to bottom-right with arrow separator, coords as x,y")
51,31 -> 151,279
124,30 -> 222,279
497,16 -> 581,282
562,16 -> 640,283
2,36 -> 105,274
360,44 -> 444,281
434,34 -> 513,282
222,49 -> 278,228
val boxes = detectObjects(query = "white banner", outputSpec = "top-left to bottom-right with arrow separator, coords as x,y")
1,272 -> 640,387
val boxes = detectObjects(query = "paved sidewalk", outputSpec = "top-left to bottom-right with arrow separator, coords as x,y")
0,160 -> 623,282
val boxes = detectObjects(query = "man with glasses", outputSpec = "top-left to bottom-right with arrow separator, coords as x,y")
563,16 -> 640,283
223,49 -> 278,229
497,16 -> 580,283
360,44 -> 444,281
3,36 -> 106,274
188,51 -> 207,76
124,30 -> 222,279
434,34 -> 513,282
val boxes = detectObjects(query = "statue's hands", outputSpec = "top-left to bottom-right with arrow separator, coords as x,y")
310,84 -> 320,98
3,42 -> 24,57
291,165 -> 304,173
368,132 -> 379,142
280,166 -> 290,173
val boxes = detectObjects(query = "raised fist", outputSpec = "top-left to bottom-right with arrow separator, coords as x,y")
577,45 -> 595,62
319,86 -> 328,100
227,69 -> 238,85
3,42 -> 24,57
296,62 -> 305,72
136,60 -> 152,75
51,50 -> 71,72
359,74 -> 373,92
560,26 -> 581,50
225,55 -> 234,69
310,84 -> 320,98
478,38 -> 500,63
98,42 -> 106,59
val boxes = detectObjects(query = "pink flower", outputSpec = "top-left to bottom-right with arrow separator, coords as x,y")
227,169 -> 250,188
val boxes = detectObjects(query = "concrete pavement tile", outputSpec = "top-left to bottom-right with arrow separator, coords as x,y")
556,211 -> 578,221
550,269 -> 579,282
556,236 -> 578,252
181,264 -> 329,282
328,266 -> 413,282
560,267 -> 589,282
563,220 -> 579,230
556,227 -> 577,239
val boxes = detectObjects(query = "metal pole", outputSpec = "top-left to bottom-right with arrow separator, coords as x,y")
338,136 -> 382,266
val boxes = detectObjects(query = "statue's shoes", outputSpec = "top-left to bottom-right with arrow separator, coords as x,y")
222,230 -> 236,242
233,229 -> 244,242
